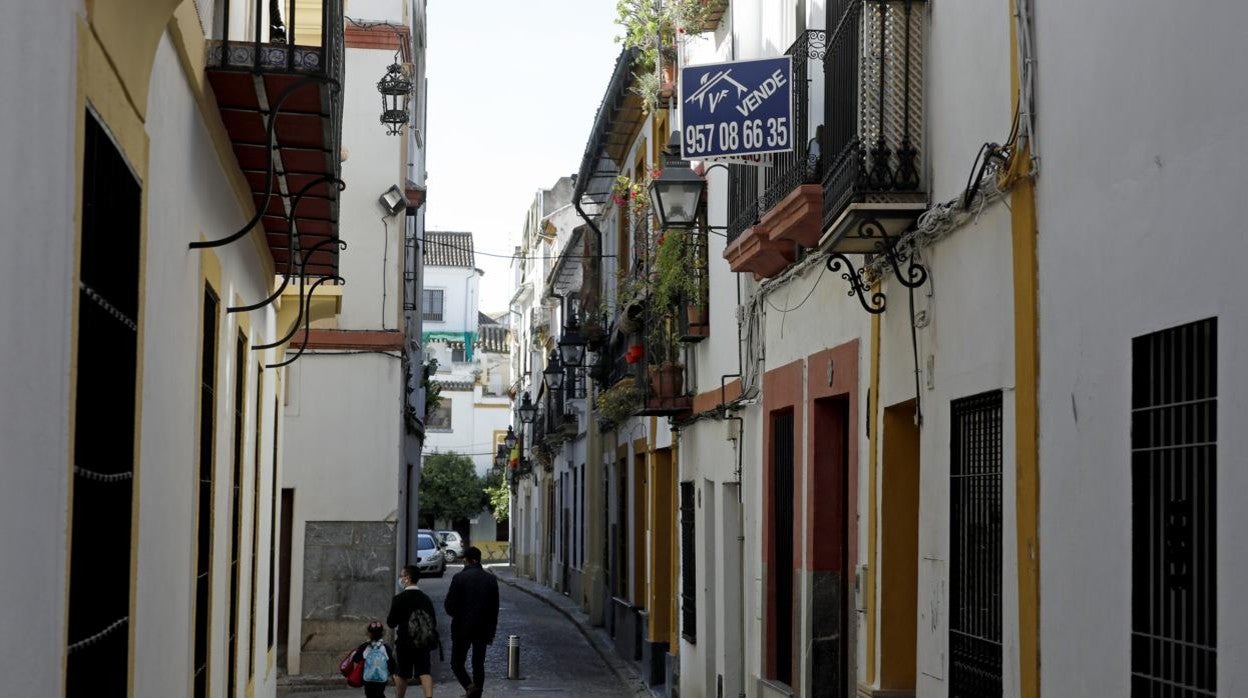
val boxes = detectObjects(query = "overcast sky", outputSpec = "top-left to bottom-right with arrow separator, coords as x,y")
424,1 -> 623,314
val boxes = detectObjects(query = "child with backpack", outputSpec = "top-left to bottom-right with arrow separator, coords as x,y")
386,564 -> 439,698
354,620 -> 397,698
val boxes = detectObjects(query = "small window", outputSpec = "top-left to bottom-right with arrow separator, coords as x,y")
426,397 -> 452,431
422,289 -> 444,322
681,481 -> 696,643
451,345 -> 465,363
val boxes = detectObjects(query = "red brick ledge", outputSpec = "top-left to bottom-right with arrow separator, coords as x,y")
291,329 -> 404,351
344,23 -> 411,53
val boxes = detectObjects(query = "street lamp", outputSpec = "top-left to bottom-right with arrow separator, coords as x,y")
377,62 -> 412,136
648,155 -> 705,229
517,392 -> 537,425
503,425 -> 518,451
543,350 -> 565,392
558,315 -> 587,367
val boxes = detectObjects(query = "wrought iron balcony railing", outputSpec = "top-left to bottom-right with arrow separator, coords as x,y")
726,163 -> 760,245
761,30 -> 827,214
820,0 -> 927,249
203,0 -> 347,278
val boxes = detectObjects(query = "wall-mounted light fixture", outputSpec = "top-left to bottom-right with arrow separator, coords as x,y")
648,154 -> 705,230
379,184 -> 405,216
377,62 -> 413,136
517,392 -> 537,425
558,316 -> 587,367
543,350 -> 565,392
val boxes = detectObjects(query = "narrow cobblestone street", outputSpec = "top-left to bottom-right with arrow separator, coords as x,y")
279,565 -> 637,698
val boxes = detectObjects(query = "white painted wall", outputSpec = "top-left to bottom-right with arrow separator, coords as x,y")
346,0 -> 404,22
338,46 -> 406,331
0,2 -> 80,695
1035,1 -> 1248,695
282,352 -> 402,674
423,384 -> 511,477
422,263 -> 480,335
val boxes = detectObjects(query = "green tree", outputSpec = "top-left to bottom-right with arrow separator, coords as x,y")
419,452 -> 481,525
482,469 -> 510,522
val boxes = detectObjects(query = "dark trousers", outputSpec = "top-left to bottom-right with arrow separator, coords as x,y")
363,681 -> 387,698
450,633 -> 488,690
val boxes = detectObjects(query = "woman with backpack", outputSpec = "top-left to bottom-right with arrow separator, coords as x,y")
386,564 -> 439,698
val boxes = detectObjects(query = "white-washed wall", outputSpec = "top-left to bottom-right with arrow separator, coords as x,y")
1036,1 -> 1248,695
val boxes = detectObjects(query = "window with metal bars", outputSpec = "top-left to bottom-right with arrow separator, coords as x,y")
267,395 -> 280,650
1131,318 -> 1217,696
771,411 -> 795,685
422,288 -> 444,322
66,112 -> 141,697
226,333 -> 246,698
680,481 -> 696,643
949,390 -> 1003,697
193,287 -> 219,698
248,364 -> 263,682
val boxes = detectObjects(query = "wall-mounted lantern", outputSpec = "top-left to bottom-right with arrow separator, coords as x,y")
377,62 -> 412,136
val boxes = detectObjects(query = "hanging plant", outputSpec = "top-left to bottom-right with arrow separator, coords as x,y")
616,0 -> 718,113
595,377 -> 643,427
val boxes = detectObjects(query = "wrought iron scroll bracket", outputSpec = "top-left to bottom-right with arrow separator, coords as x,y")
189,73 -> 341,251
228,177 -> 346,313
827,253 -> 886,314
251,237 -> 347,351
265,275 -> 345,369
878,239 -> 928,289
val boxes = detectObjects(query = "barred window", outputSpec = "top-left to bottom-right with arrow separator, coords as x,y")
1131,318 -> 1217,696
423,288 -> 445,322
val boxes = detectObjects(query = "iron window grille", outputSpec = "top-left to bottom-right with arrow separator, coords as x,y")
761,30 -> 827,213
1131,318 -> 1217,696
949,390 -> 1004,697
771,411 -> 796,685
422,288 -> 445,322
225,334 -> 247,698
821,0 -> 926,230
727,163 -> 761,245
66,114 -> 141,696
681,482 -> 697,643
193,288 -> 220,698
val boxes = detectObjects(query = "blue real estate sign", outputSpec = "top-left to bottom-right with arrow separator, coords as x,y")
680,56 -> 793,160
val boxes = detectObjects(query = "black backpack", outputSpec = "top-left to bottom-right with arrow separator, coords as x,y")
406,605 -> 437,649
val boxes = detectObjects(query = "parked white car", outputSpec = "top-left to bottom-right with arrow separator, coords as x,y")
414,533 -> 445,577
436,530 -> 465,562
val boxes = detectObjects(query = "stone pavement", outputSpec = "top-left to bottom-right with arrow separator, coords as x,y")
278,563 -> 647,698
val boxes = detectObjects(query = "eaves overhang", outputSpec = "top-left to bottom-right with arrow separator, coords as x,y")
573,47 -> 646,210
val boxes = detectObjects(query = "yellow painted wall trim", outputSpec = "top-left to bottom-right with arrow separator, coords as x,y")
864,304 -> 882,684
78,19 -> 149,181
1009,2 -> 1041,695
86,0 -> 183,118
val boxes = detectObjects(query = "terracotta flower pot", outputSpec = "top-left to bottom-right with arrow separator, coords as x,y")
648,363 -> 684,399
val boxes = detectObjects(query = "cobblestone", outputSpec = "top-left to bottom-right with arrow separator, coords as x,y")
279,564 -> 644,698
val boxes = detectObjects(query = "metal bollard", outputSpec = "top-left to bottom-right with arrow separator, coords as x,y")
506,634 -> 521,680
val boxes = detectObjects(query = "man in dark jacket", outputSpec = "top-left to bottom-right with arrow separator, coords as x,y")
443,546 -> 499,697
386,564 -> 438,698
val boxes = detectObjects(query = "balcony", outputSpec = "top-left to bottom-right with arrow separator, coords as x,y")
205,0 -> 346,277
820,0 -> 927,254
724,31 -> 826,278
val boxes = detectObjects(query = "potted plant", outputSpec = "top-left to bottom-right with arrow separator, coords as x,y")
615,269 -> 648,334
595,377 -> 642,427
651,228 -> 709,340
616,0 -> 718,113
645,305 -> 685,400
